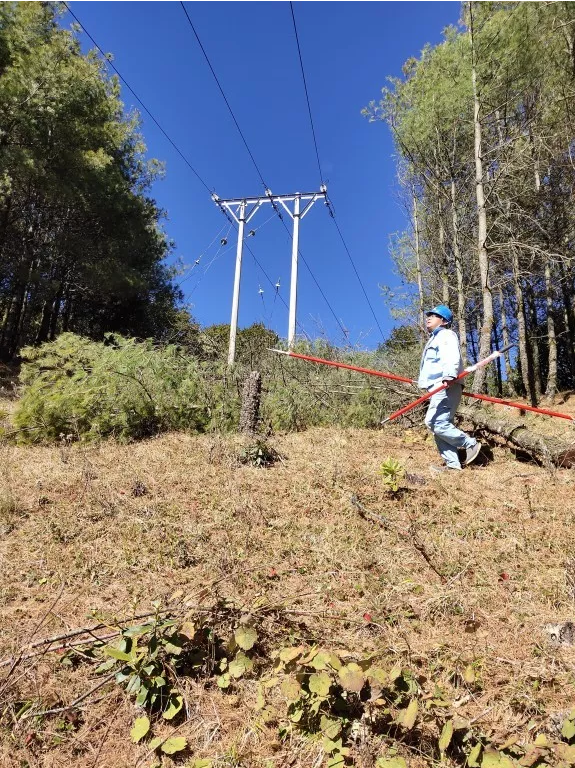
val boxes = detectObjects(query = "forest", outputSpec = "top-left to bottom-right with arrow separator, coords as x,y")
365,1 -> 575,402
0,2 -> 180,363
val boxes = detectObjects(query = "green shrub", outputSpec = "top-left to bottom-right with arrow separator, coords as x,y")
12,329 -> 422,442
14,333 -> 209,442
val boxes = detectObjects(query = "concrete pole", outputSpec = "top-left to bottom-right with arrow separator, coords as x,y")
288,195 -> 300,351
228,201 -> 246,366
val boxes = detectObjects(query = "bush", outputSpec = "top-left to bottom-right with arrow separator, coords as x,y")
14,333 -> 209,442
12,329 -> 422,443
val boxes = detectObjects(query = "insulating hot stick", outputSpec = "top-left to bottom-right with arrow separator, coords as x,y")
269,347 -> 574,423
380,345 -> 514,424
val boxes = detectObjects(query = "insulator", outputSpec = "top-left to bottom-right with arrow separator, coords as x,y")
248,229 -> 255,237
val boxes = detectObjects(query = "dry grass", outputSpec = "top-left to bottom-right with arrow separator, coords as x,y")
1,410 -> 575,767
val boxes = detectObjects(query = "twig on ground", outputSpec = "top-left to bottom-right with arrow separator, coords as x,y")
350,494 -> 446,581
19,673 -> 116,720
0,632 -> 120,669
350,494 -> 393,529
408,522 -> 447,582
90,711 -> 116,768
0,582 -> 66,692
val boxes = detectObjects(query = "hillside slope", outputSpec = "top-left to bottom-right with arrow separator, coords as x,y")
1,424 -> 575,767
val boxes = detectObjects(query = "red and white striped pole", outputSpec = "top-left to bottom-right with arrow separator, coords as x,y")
380,346 -> 514,424
269,349 -> 418,385
269,347 -> 574,423
458,391 -> 574,422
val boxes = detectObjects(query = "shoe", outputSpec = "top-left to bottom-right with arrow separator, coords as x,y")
429,464 -> 462,474
464,442 -> 482,466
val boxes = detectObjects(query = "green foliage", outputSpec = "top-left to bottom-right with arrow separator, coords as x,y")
562,710 -> 575,741
379,458 -> 405,493
96,606 -> 260,731
10,325 -> 427,443
238,439 -> 281,468
12,599 -> 575,766
13,333 -> 208,442
270,645 -> 420,765
0,3 -> 180,360
260,339 -> 410,433
98,613 -> 189,716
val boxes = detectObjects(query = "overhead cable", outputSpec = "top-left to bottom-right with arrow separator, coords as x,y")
179,1 -> 269,192
64,3 -> 213,194
289,2 -> 386,342
289,2 -> 324,185
182,2 -> 348,341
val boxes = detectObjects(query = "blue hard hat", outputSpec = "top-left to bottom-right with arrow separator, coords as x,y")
426,304 -> 453,323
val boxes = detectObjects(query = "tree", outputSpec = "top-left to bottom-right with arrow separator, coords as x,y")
365,1 -> 575,398
0,2 -> 179,360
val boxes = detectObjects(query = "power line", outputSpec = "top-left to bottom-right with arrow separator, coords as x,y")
179,1 -> 269,192
64,3 -> 313,345
71,3 -> 347,344
64,3 -> 213,195
326,206 -> 386,342
288,3 -> 386,342
244,240 -> 312,342
296,244 -> 349,340
176,223 -> 229,288
181,4 -> 348,343
289,2 -> 324,185
189,210 -> 277,296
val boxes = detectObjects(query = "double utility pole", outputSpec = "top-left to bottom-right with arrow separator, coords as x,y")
213,187 -> 326,366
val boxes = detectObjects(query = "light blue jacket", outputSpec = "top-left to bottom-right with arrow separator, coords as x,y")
417,327 -> 463,390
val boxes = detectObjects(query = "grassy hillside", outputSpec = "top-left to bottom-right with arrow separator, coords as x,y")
1,410 -> 575,767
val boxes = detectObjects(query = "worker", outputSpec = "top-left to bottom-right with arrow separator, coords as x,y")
418,305 -> 481,471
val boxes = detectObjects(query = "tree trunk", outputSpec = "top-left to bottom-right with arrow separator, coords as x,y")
492,327 -> 503,397
62,290 -> 73,332
468,316 -> 479,364
526,284 -> 543,398
460,404 -> 575,468
559,261 -> 575,382
36,298 -> 54,345
512,249 -> 537,405
438,205 -> 449,306
412,190 -> 425,340
470,7 -> 494,392
544,260 -> 558,400
450,179 -> 467,364
498,286 -> 515,395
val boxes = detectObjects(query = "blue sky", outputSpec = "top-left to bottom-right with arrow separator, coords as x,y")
65,1 -> 460,349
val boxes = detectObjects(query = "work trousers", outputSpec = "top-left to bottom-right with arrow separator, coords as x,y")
424,384 -> 476,469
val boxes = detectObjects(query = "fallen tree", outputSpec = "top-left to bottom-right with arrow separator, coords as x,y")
459,404 -> 575,468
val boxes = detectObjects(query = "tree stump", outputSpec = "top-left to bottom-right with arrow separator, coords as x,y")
239,371 -> 262,434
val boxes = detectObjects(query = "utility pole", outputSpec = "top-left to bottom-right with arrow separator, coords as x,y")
213,187 -> 326,365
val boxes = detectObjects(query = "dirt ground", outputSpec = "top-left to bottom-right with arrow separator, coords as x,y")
1,405 -> 575,767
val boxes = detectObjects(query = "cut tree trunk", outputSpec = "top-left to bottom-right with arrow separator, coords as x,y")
459,404 -> 575,468
239,371 -> 262,434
